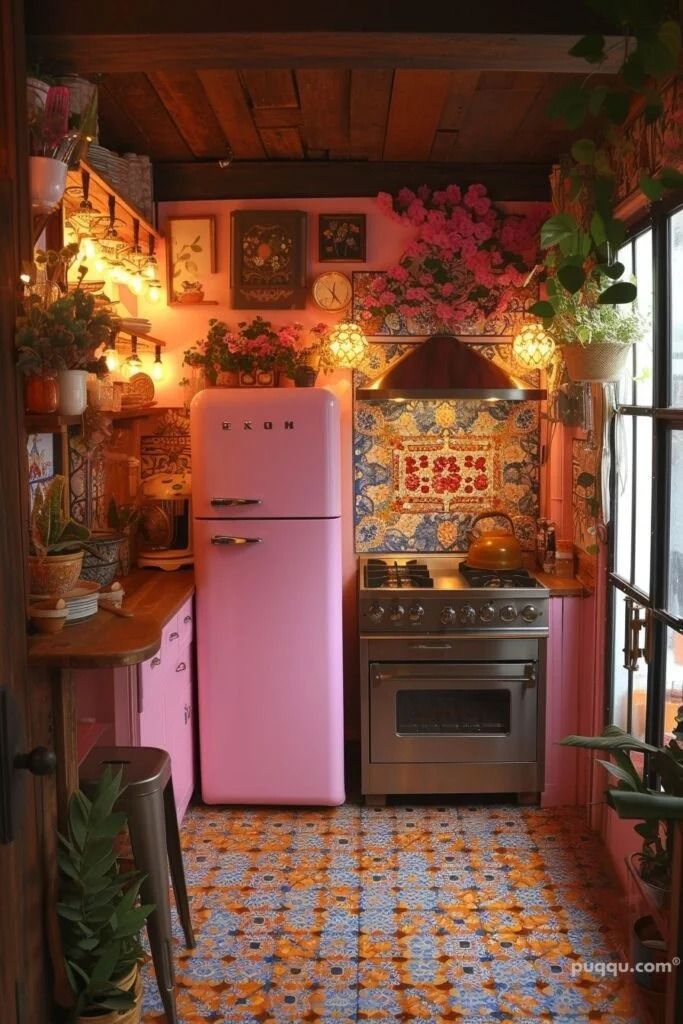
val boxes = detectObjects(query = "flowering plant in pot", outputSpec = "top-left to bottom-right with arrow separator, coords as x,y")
16,266 -> 114,415
29,476 -> 99,595
29,82 -> 97,213
562,718 -> 683,900
57,767 -> 153,1022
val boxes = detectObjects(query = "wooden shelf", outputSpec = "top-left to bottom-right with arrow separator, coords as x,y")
25,412 -> 81,433
626,854 -> 670,942
64,159 -> 161,248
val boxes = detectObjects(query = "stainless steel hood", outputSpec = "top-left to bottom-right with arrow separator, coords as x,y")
355,335 -> 546,402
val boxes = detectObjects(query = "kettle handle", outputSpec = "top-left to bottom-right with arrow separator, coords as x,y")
468,510 -> 516,541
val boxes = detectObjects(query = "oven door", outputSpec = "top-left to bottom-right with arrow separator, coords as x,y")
369,661 -> 537,764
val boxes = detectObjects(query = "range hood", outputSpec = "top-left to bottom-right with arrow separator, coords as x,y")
355,335 -> 546,402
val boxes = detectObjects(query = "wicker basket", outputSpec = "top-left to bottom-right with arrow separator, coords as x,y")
76,965 -> 142,1024
561,342 -> 632,383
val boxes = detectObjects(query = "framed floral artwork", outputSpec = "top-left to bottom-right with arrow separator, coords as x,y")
319,214 -> 366,262
231,210 -> 307,309
166,216 -> 217,305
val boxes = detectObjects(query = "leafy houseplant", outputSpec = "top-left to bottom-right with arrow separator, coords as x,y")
562,720 -> 683,894
57,767 -> 153,1021
29,476 -> 95,595
531,1 -> 682,379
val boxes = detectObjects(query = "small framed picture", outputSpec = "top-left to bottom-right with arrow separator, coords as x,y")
319,214 -> 366,263
166,215 -> 217,305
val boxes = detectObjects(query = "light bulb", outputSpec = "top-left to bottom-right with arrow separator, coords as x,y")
20,272 -> 31,284
81,235 -> 97,259
109,261 -> 128,284
143,256 -> 158,279
122,355 -> 142,380
321,321 -> 368,369
151,357 -> 164,382
104,346 -> 120,372
94,254 -> 107,275
129,273 -> 144,295
147,278 -> 162,303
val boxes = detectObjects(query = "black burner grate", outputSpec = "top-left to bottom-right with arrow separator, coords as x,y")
365,558 -> 434,589
458,562 -> 541,589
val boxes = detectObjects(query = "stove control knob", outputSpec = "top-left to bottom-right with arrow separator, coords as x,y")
479,603 -> 496,623
389,603 -> 405,622
459,604 -> 477,625
408,603 -> 425,623
500,604 -> 517,623
521,604 -> 540,623
367,603 -> 385,624
440,606 -> 457,626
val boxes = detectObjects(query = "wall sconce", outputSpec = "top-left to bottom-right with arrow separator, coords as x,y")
512,322 -> 556,370
321,321 -> 368,370
151,344 -> 165,382
122,336 -> 143,379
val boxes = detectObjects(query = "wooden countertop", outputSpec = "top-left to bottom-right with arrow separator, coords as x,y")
535,572 -> 587,597
27,568 -> 195,669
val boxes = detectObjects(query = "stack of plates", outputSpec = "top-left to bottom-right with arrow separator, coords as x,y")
61,581 -> 101,621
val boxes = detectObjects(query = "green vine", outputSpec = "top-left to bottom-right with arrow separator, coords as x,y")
532,0 -> 682,328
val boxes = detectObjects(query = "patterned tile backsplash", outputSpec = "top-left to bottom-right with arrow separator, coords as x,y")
354,343 -> 540,553
140,408 -> 191,479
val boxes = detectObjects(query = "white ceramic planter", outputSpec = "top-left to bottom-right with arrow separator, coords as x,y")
29,156 -> 68,214
57,369 -> 88,415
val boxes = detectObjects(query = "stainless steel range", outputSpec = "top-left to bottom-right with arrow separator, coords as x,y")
358,555 -> 549,804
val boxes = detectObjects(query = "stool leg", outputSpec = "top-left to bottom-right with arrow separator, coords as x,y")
126,790 -> 178,1024
163,779 -> 196,949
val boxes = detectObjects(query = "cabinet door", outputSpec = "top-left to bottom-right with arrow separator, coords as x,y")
165,645 -> 195,822
138,651 -> 167,752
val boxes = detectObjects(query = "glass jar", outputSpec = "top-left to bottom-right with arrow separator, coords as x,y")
25,371 -> 58,413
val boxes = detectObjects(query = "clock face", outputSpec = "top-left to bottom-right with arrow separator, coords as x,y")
312,272 -> 352,311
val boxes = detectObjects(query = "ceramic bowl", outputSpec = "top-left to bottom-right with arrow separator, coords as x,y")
80,531 -> 124,588
29,599 -> 68,633
28,550 -> 84,596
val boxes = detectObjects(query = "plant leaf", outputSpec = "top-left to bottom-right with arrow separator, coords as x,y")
639,175 -> 664,202
571,138 -> 597,165
541,213 -> 579,249
603,90 -> 630,125
594,758 -> 639,790
604,261 -> 625,280
598,281 -> 637,304
529,300 -> 556,319
590,212 -> 607,248
607,789 -> 683,821
557,262 -> 586,294
660,167 -> 683,191
569,33 -> 606,64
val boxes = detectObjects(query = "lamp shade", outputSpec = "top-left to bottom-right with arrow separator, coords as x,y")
512,322 -> 556,369
321,321 -> 368,370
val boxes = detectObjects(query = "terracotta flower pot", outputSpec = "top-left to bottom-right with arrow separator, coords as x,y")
25,372 -> 58,413
176,291 -> 204,304
561,342 -> 632,383
28,550 -> 84,596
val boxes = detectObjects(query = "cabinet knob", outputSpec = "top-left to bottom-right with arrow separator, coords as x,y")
183,615 -> 192,624
151,656 -> 161,668
168,631 -> 179,641
176,662 -> 187,673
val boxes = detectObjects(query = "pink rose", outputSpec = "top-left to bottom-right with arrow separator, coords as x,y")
379,290 -> 396,305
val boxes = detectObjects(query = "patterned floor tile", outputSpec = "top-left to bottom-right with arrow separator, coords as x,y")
142,802 -> 645,1024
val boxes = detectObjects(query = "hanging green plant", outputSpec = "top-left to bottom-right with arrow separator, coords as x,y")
532,0 -> 682,329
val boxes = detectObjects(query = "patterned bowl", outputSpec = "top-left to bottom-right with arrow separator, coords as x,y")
81,531 -> 125,588
28,551 -> 84,596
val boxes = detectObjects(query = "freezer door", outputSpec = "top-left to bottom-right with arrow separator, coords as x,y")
194,517 -> 345,805
190,388 -> 341,519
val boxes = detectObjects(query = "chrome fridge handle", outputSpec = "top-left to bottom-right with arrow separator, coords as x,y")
210,498 -> 262,507
211,536 -> 262,545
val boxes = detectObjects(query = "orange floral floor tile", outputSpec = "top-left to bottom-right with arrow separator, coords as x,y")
142,803 -> 647,1023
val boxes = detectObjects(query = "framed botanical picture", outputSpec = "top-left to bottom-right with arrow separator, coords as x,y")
319,214 -> 366,262
166,216 -> 217,305
231,210 -> 307,309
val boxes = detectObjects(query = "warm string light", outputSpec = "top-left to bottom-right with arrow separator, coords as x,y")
104,330 -> 120,372
121,336 -> 143,379
146,278 -> 162,302
151,344 -> 165,382
512,322 -> 556,369
321,321 -> 368,369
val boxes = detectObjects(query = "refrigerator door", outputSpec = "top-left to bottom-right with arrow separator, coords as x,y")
194,516 -> 345,805
190,388 -> 341,519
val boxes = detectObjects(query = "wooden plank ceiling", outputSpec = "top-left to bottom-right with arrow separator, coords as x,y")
97,68 -> 594,168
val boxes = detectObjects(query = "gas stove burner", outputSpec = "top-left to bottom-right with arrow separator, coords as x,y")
365,558 -> 434,589
458,562 -> 541,589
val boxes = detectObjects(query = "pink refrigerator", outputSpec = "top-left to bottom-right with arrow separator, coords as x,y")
190,387 -> 345,806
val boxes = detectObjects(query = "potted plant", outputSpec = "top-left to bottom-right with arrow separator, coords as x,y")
106,498 -> 140,577
16,262 -> 114,415
57,766 -> 153,1022
176,280 -> 205,304
29,82 -> 97,213
561,720 -> 683,903
29,476 -> 96,595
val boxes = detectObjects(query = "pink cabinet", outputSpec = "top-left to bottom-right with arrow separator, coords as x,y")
542,596 -> 582,807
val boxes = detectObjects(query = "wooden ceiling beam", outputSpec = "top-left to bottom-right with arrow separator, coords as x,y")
27,32 -> 625,74
154,160 -> 551,202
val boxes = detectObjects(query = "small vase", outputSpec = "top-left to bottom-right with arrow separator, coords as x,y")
29,156 -> 68,215
295,366 -> 318,388
57,369 -> 88,416
25,372 -> 58,413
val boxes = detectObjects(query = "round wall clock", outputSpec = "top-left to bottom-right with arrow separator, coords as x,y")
312,271 -> 352,312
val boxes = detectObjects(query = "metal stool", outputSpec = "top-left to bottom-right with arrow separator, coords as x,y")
80,746 -> 196,1024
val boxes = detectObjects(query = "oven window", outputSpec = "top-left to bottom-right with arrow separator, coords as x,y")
395,689 -> 511,736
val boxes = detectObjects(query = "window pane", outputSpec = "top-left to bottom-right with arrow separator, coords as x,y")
633,416 -> 652,595
668,430 -> 683,616
633,230 -> 653,407
618,242 -> 636,406
631,642 -> 648,742
663,625 -> 683,744
611,589 -> 630,730
671,208 -> 683,407
614,414 -> 634,582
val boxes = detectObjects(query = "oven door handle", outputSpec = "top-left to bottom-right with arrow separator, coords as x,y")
407,642 -> 453,650
211,536 -> 262,546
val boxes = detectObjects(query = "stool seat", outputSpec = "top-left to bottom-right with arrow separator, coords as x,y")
81,746 -> 170,796
80,745 -> 195,1024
